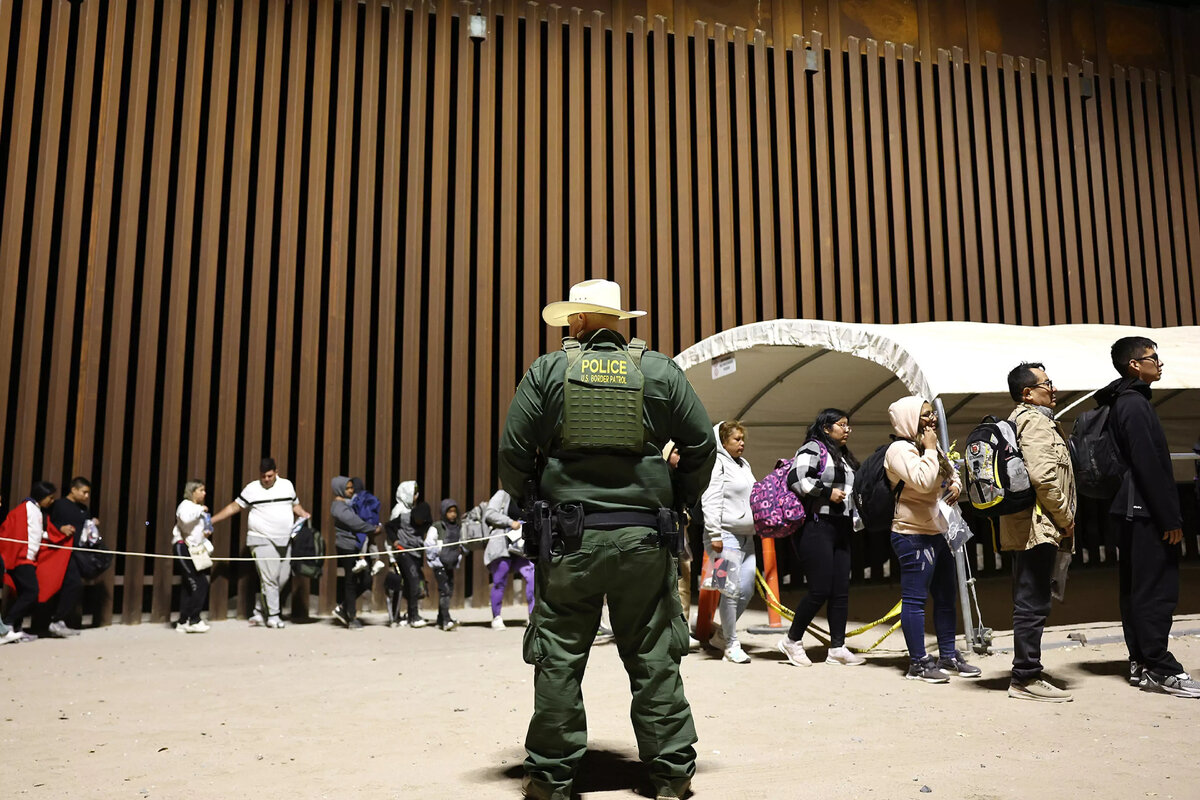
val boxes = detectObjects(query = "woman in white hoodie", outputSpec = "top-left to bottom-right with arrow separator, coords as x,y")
702,420 -> 757,663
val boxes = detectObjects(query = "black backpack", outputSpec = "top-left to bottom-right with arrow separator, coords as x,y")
963,415 -> 1036,518
853,441 -> 906,534
1070,400 -> 1127,499
290,519 -> 325,579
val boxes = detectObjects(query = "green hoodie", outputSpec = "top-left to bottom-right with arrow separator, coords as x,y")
498,328 -> 716,515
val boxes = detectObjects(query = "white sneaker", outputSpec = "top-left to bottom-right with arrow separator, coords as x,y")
248,612 -> 266,627
688,635 -> 701,649
265,616 -> 285,629
408,618 -> 429,629
825,646 -> 866,666
777,637 -> 812,667
352,558 -> 369,573
371,560 -> 387,576
0,629 -> 24,645
706,626 -> 726,652
491,616 -> 506,630
176,622 -> 193,634
190,620 -> 211,633
724,642 -> 750,664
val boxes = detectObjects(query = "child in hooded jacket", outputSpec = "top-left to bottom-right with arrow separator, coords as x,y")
426,499 -> 466,630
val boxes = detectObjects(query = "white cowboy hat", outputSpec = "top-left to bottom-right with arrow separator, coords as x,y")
541,279 -> 647,326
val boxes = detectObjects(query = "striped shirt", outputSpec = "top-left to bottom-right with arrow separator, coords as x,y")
788,440 -> 862,529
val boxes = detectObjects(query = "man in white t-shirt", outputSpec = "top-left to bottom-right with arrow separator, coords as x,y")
210,457 -> 311,628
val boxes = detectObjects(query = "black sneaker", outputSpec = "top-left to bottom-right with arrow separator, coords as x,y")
1130,661 -> 1144,686
332,605 -> 350,626
347,618 -> 364,631
1139,670 -> 1200,698
937,653 -> 982,678
905,656 -> 949,683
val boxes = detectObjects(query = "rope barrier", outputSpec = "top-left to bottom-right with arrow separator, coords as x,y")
0,534 -> 495,563
753,569 -> 903,653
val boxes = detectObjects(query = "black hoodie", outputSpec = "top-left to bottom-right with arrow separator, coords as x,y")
1095,377 -> 1182,532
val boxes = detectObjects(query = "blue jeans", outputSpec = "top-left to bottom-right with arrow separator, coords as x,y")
890,532 -> 958,662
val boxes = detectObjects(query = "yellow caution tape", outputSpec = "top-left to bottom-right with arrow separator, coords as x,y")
755,570 -> 903,653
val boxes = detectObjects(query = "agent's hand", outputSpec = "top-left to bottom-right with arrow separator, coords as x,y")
711,539 -> 724,553
1163,528 -> 1182,545
829,488 -> 847,504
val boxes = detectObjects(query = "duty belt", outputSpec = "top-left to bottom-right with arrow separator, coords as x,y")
582,511 -> 660,530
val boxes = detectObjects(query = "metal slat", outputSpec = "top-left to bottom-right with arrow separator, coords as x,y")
0,0 -> 45,495
771,30 -> 798,320
1017,57 -> 1051,324
790,33 -> 818,320
151,0 -> 211,623
846,36 -> 874,321
294,0 -> 337,613
1067,61 -> 1100,321
1108,65 -> 1139,324
653,16 -> 675,353
1002,55 -> 1033,323
520,3 -> 543,369
544,4 -> 564,311
44,0 -> 102,497
1082,61 -> 1117,322
128,0 -> 182,624
1142,72 -> 1179,327
1033,59 -> 1066,322
672,18 -> 698,344
691,21 -> 717,338
732,27 -> 757,325
865,39 -> 892,323
1158,69 -> 1196,327
216,0 -> 262,620
630,16 -> 652,336
750,29 -> 777,323
901,44 -> 928,321
14,0 -> 70,491
950,47 -> 982,322
567,8 -> 585,287
936,49 -> 964,320
184,0 -> 234,622
883,42 -> 911,323
711,24 -> 738,329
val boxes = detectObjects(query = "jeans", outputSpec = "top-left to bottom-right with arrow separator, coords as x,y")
337,545 -> 371,620
1117,516 -> 1183,675
490,555 -> 535,616
174,541 -> 211,625
386,553 -> 424,622
709,533 -> 756,646
1010,542 -> 1056,682
433,566 -> 455,624
890,532 -> 957,662
787,516 -> 852,646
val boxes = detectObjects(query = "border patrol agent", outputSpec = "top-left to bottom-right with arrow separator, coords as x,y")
498,280 -> 716,800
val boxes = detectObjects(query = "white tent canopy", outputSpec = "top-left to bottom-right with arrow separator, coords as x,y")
675,320 -> 1200,480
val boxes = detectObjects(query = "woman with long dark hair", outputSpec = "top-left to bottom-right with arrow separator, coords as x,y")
778,409 -> 866,667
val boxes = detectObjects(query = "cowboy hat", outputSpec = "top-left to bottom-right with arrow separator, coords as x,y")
541,279 -> 647,326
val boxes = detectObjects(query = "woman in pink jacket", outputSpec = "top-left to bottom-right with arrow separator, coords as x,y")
884,397 -> 979,683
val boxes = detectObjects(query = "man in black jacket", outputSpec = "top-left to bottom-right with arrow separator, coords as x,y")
45,477 -> 95,637
1099,337 -> 1198,698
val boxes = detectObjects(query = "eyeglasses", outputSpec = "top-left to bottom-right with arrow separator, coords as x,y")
1132,354 -> 1162,366
1026,379 -> 1054,391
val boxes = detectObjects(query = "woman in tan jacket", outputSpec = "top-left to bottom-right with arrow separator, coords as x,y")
884,396 -> 979,683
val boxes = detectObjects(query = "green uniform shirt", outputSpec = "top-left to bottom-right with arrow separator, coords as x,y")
498,328 -> 716,514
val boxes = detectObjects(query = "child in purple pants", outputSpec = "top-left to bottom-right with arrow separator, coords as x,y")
483,489 -> 535,630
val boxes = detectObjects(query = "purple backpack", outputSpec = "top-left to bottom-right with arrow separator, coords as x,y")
750,443 -> 828,539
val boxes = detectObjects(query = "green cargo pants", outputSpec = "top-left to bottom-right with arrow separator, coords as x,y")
522,526 -> 695,800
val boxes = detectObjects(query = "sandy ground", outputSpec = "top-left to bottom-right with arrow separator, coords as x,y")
4,569 -> 1200,800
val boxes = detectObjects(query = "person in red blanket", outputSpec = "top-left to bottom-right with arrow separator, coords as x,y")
1,481 -> 75,641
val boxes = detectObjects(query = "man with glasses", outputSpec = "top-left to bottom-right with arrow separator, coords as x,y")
1097,337 -> 1197,698
1000,363 -> 1076,701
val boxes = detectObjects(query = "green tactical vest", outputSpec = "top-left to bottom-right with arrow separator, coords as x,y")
560,336 -> 647,454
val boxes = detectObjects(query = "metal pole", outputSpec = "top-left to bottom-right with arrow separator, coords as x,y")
934,397 -> 977,653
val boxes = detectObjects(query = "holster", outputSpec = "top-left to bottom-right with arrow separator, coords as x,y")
524,500 -> 554,562
656,508 -> 683,555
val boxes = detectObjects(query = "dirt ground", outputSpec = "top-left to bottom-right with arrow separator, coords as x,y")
4,567 -> 1200,800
